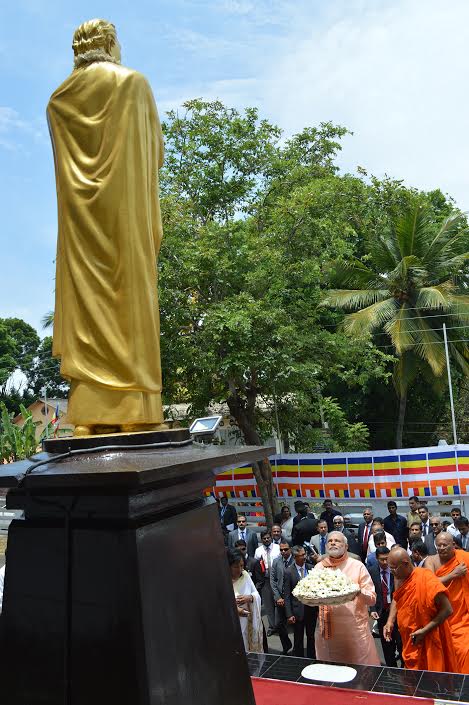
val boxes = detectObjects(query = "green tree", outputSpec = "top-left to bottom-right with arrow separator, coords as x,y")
0,318 -> 40,392
159,100 -> 391,522
322,205 -> 469,447
27,336 -> 69,398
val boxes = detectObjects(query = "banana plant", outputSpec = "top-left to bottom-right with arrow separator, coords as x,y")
0,403 -> 40,462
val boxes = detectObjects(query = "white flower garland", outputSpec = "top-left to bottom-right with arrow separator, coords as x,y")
293,568 -> 359,603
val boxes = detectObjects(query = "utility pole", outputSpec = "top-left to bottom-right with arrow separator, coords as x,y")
442,323 -> 459,483
41,385 -> 49,439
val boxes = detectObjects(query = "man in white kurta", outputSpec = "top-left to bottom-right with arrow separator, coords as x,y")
314,531 -> 380,666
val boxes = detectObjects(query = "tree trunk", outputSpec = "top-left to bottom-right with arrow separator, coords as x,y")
396,389 -> 407,449
227,387 -> 279,526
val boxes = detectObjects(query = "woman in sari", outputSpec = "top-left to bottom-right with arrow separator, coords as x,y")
228,548 -> 263,653
280,506 -> 294,542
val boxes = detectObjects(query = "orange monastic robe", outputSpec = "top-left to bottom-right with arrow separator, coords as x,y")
436,550 -> 469,674
393,567 -> 457,672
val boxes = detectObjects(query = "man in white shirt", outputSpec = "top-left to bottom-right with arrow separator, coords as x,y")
367,518 -> 395,555
254,529 -> 280,635
447,506 -> 462,537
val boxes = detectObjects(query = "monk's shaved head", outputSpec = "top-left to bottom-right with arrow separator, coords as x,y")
389,547 -> 409,563
436,531 -> 453,546
436,531 -> 455,563
388,546 -> 413,579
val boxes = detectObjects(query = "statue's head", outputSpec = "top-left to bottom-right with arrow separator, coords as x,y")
72,19 -> 121,69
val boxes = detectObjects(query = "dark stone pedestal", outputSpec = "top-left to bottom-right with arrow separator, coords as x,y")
0,439 -> 272,705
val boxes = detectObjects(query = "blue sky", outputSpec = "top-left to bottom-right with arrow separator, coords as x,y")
2,0 -> 469,335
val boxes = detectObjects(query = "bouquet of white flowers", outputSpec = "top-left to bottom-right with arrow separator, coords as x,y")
292,568 -> 360,606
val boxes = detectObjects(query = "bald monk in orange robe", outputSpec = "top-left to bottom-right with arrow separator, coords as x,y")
427,532 -> 469,674
384,547 -> 457,672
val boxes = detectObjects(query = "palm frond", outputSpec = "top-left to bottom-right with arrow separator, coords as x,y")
412,315 -> 446,375
448,342 -> 469,378
387,256 -> 428,289
369,233 -> 400,272
41,311 -> 54,330
416,284 -> 454,310
423,211 -> 469,264
329,259 -> 387,290
446,296 -> 469,324
395,207 -> 432,258
384,305 -> 419,353
341,298 -> 398,337
392,352 -> 419,397
321,289 -> 390,311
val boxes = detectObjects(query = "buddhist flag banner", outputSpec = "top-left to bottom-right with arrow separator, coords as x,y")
206,445 -> 469,499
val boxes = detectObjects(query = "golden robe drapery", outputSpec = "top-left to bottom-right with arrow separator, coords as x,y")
47,61 -> 164,425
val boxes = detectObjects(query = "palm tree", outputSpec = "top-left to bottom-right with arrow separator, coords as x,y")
41,311 -> 54,330
322,206 -> 469,447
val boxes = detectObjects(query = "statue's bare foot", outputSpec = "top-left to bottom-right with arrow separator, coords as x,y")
120,423 -> 169,433
94,425 -> 120,435
74,425 -> 94,436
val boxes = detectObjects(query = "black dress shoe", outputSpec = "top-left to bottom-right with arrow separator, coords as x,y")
266,628 -> 277,637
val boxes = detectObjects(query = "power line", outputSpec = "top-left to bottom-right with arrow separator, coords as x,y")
372,338 -> 469,350
317,311 -> 469,328
12,323 -> 469,366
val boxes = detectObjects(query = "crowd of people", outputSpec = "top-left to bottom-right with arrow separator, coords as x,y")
221,495 -> 469,674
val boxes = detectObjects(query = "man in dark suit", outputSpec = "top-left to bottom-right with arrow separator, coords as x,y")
358,507 -> 374,560
417,505 -> 431,538
234,539 -> 258,575
292,500 -> 316,527
284,545 -> 317,658
271,524 -> 285,544
410,539 -> 429,567
228,515 -> 258,557
455,517 -> 469,550
310,519 -> 328,558
270,540 -> 294,654
319,499 -> 342,532
383,501 -> 408,548
219,496 -> 237,537
292,503 -> 317,546
424,515 -> 443,556
369,546 -> 402,667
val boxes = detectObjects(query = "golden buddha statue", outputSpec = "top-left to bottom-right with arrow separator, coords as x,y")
47,19 -> 165,436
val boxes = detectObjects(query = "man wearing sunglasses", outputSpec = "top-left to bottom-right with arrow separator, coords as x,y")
424,516 -> 443,556
270,540 -> 294,654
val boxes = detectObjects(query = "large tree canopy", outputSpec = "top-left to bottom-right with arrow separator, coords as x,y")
158,100 -> 395,520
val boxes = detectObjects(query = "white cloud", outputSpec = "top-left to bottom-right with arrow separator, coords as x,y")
165,28 -> 239,57
219,0 -> 254,15
0,106 -> 46,151
158,77 -> 261,118
259,0 -> 469,208
153,0 -> 469,210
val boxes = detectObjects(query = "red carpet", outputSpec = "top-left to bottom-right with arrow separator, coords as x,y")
251,677 -> 434,704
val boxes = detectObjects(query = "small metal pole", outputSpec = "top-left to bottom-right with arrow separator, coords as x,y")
273,386 -> 283,455
42,385 -> 49,439
442,323 -> 459,477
